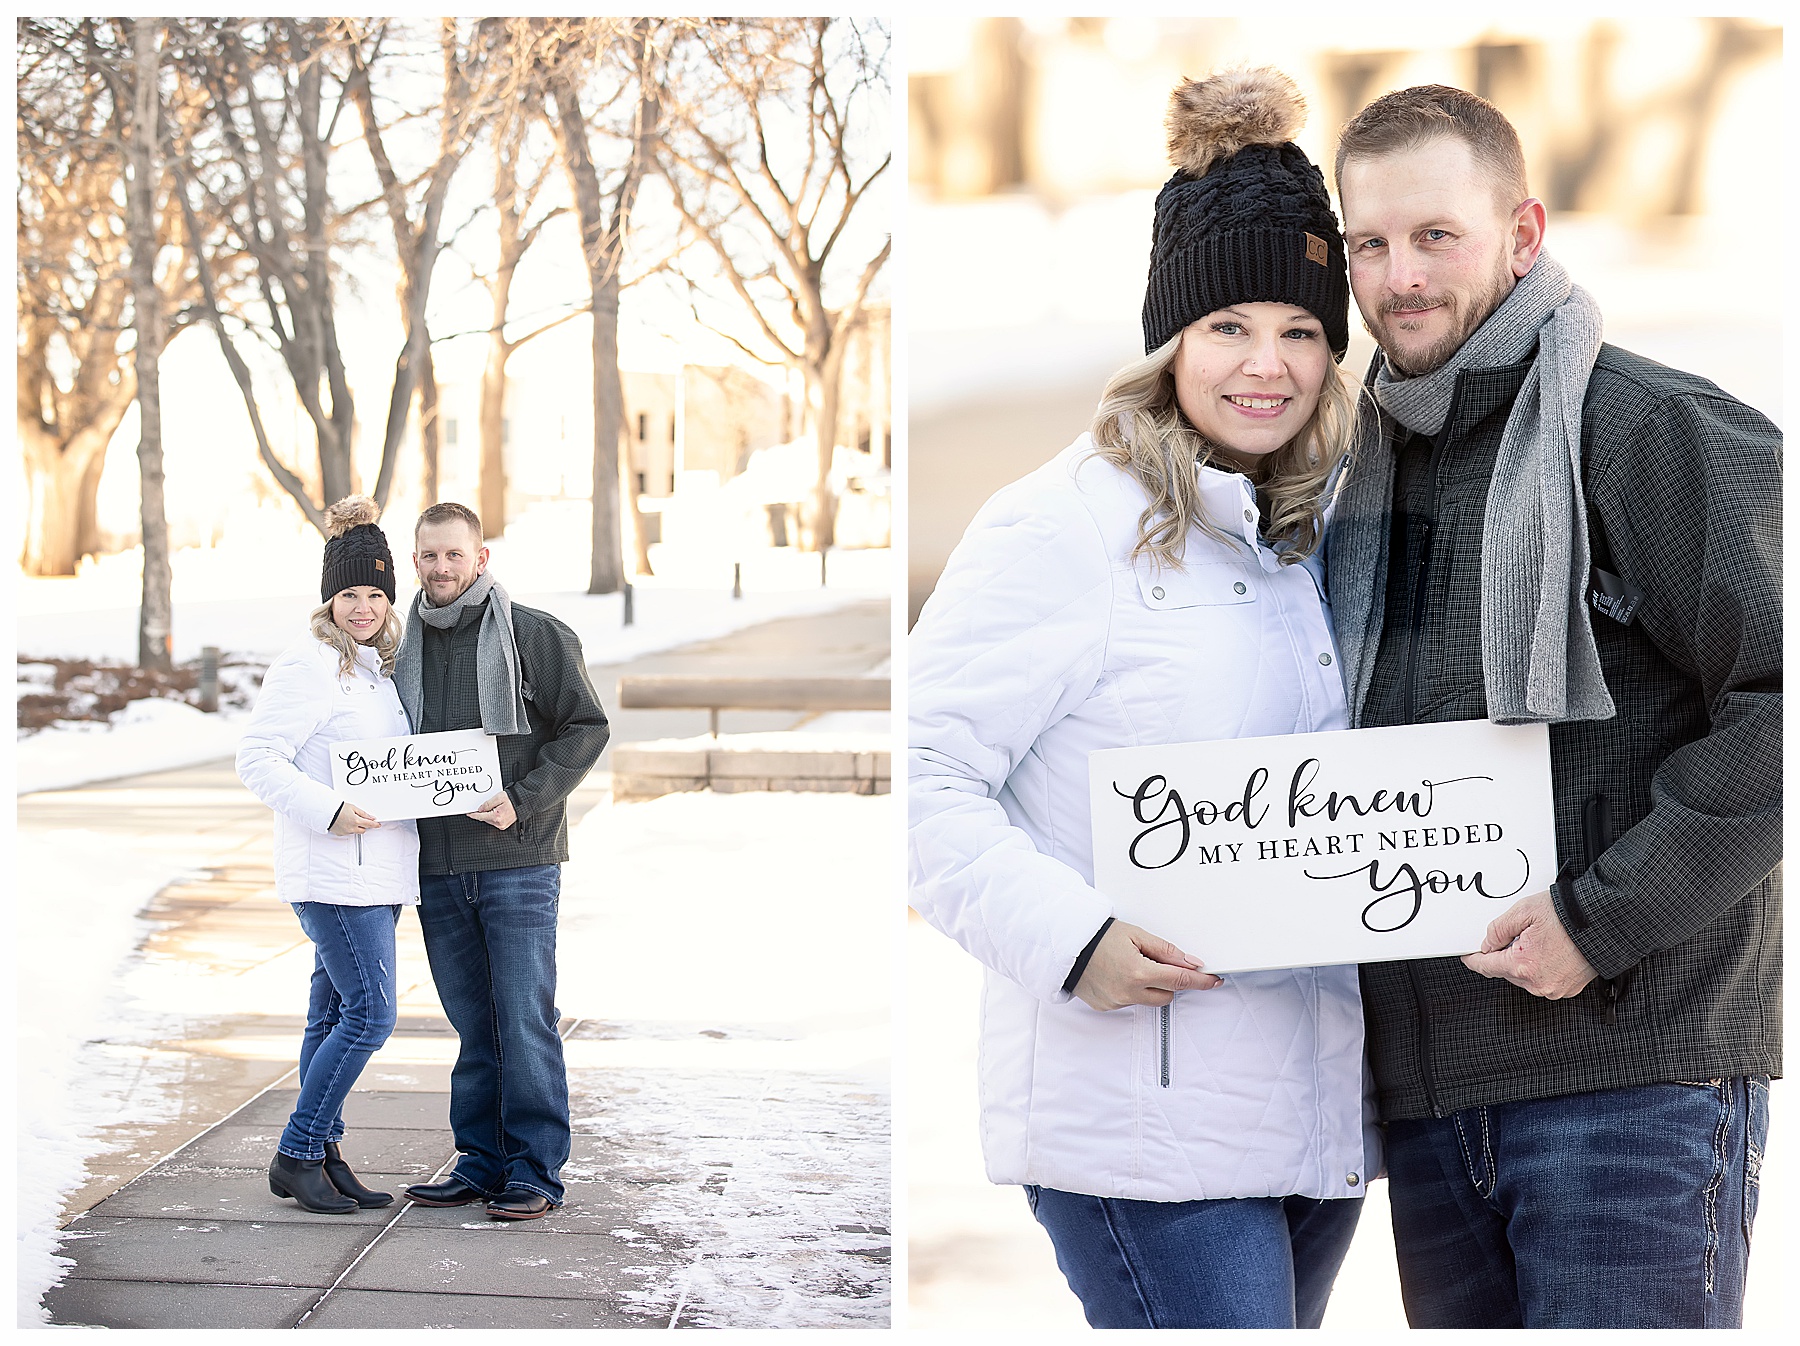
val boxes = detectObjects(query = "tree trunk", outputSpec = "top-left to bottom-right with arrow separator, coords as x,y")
127,21 -> 172,672
419,344 -> 440,506
479,327 -> 509,537
587,279 -> 626,594
808,347 -> 845,551
75,446 -> 108,559
18,420 -> 119,576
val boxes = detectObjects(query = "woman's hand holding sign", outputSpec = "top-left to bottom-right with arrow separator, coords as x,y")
329,803 -> 381,836
1461,890 -> 1597,999
1074,921 -> 1223,1012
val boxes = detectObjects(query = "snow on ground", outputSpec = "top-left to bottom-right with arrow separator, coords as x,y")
17,787 -> 892,1325
17,499 -> 889,794
556,789 -> 891,1327
14,829 -> 206,1324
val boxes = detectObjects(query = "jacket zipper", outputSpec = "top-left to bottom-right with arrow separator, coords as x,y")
1580,793 -> 1632,1023
1159,1001 -> 1172,1088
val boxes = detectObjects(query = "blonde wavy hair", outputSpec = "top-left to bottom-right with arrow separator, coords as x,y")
1088,332 -> 1360,570
310,597 -> 403,678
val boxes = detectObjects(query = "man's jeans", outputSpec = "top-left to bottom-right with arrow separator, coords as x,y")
1025,1186 -> 1363,1328
1386,1077 -> 1770,1328
281,902 -> 401,1161
419,864 -> 569,1204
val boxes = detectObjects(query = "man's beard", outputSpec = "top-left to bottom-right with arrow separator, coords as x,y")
1364,254 -> 1516,376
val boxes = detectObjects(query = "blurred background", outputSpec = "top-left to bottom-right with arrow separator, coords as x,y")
904,15 -> 1784,1332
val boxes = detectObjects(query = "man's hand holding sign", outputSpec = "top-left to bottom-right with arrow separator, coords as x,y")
1462,889 -> 1598,999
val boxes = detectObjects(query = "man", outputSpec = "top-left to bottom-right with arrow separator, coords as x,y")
1327,86 -> 1779,1328
394,502 -> 609,1221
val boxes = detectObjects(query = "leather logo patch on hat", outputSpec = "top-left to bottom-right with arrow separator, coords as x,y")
1304,233 -> 1329,266
375,559 -> 385,571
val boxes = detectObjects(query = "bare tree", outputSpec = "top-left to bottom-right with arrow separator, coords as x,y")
341,18 -> 490,508
537,17 -> 666,592
18,25 -> 139,576
173,19 -> 485,533
17,18 -> 200,593
124,20 -> 173,670
659,18 -> 891,549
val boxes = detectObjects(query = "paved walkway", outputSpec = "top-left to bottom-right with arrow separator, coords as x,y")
26,600 -> 890,1329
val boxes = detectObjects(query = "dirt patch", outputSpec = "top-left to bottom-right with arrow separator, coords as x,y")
16,657 -> 264,734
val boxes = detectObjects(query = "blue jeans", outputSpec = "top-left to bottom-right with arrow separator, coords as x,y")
418,864 -> 569,1204
1025,1186 -> 1363,1328
1386,1076 -> 1770,1328
280,902 -> 401,1161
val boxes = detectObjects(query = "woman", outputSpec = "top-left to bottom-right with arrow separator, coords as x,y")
237,496 -> 418,1215
909,70 -> 1375,1329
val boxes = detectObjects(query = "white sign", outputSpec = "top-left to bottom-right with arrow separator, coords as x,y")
329,728 -> 503,821
1088,720 -> 1557,973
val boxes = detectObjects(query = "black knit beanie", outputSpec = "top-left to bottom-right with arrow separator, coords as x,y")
320,496 -> 397,603
1142,68 -> 1349,360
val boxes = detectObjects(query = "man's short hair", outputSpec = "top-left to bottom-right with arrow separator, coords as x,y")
415,501 -> 484,540
1335,84 -> 1528,212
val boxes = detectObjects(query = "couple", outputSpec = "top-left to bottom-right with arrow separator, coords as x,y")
237,499 -> 609,1222
910,71 -> 1779,1329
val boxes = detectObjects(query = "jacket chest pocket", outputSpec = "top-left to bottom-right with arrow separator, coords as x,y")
1135,562 -> 1259,611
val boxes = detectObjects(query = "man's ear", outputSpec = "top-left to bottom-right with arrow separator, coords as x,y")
1510,197 -> 1547,278
477,545 -> 491,575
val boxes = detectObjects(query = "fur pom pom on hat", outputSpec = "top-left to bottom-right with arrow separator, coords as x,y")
1166,67 -> 1306,178
320,495 -> 397,603
325,495 -> 380,538
1142,67 -> 1348,359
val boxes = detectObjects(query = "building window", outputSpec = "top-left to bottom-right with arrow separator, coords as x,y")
636,472 -> 647,494
444,417 -> 458,447
501,418 -> 510,447
637,412 -> 648,442
668,413 -> 677,444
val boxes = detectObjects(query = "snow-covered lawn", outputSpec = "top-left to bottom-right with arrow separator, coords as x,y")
14,828 -> 210,1323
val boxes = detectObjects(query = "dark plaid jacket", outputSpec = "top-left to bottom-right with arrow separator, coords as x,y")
1333,343 -> 1782,1121
416,598 -> 610,875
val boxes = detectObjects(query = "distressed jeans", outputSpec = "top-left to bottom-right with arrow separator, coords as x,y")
1386,1077 -> 1770,1328
279,902 -> 401,1161
419,864 -> 569,1205
1025,1186 -> 1363,1328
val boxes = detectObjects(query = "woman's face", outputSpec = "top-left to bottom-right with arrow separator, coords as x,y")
331,586 -> 389,644
1172,302 -> 1331,473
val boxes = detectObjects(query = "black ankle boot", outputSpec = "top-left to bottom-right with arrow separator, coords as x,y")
323,1141 -> 393,1208
269,1150 -> 358,1214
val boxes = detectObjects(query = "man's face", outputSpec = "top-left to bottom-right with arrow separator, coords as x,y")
413,520 -> 488,606
1340,136 -> 1533,376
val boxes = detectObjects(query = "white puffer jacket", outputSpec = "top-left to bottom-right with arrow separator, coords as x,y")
237,635 -> 420,907
910,437 -> 1378,1202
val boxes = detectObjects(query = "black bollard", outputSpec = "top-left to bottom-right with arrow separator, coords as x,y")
732,561 -> 742,600
622,581 -> 635,627
820,546 -> 828,588
199,645 -> 219,713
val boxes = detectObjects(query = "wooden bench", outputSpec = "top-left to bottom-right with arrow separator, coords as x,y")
615,675 -> 890,738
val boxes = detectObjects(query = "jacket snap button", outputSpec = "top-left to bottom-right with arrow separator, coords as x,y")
1151,586 -> 1165,600
1234,582 -> 1247,595
1347,1172 -> 1360,1186
1243,509 -> 1255,523
1318,652 -> 1333,666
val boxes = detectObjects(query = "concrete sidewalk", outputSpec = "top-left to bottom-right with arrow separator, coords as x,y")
27,603 -> 891,1328
44,1040 -> 888,1328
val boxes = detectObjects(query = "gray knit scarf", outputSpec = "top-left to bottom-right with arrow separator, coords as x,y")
1331,250 -> 1615,726
393,569 -> 530,736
